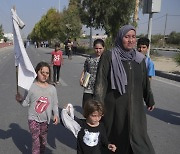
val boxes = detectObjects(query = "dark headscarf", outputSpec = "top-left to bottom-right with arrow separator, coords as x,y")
111,25 -> 144,95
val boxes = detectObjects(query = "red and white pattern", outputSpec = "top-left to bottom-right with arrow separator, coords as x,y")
35,96 -> 49,113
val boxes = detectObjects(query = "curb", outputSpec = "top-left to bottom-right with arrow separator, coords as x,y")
0,45 -> 13,51
155,70 -> 180,82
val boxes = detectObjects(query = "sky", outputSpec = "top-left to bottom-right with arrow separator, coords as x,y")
0,0 -> 180,38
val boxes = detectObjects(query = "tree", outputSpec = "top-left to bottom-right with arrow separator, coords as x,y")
30,8 -> 61,42
79,0 -> 136,39
30,1 -> 82,43
57,0 -> 82,41
0,24 -> 4,40
167,31 -> 180,45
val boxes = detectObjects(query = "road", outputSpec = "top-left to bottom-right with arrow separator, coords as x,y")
0,46 -> 180,154
156,50 -> 179,58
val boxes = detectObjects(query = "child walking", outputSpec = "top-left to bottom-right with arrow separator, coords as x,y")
51,43 -> 64,84
16,61 -> 59,154
61,100 -> 116,154
137,37 -> 155,80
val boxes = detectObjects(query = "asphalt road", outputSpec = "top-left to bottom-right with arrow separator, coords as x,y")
156,50 -> 179,58
0,46 -> 180,154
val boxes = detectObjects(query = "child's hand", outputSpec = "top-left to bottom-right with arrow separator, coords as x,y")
63,104 -> 71,115
53,115 -> 59,125
63,104 -> 68,109
108,144 -> 117,152
15,93 -> 23,103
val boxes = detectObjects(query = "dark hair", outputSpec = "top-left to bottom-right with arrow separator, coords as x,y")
93,39 -> 105,47
35,61 -> 51,83
55,42 -> 60,48
83,99 -> 105,118
137,37 -> 150,48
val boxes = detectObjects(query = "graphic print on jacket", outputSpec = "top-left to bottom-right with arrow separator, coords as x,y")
35,96 -> 49,113
54,55 -> 60,62
83,129 -> 100,147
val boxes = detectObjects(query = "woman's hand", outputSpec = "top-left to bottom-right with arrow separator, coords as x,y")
147,105 -> 155,111
80,71 -> 85,86
53,115 -> 59,125
80,78 -> 84,86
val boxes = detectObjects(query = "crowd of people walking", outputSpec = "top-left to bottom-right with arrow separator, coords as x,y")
15,24 -> 156,154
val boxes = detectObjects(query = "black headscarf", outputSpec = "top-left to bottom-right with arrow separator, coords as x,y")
111,25 -> 144,95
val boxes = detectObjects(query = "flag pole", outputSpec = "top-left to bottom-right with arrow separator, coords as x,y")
13,5 -> 19,94
12,6 -> 36,91
16,66 -> 19,94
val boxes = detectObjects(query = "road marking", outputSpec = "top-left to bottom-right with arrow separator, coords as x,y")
153,77 -> 180,88
59,78 -> 68,86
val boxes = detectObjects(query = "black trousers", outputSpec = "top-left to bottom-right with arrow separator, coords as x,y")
82,93 -> 93,108
53,65 -> 61,82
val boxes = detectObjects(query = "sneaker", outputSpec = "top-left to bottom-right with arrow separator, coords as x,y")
56,81 -> 60,84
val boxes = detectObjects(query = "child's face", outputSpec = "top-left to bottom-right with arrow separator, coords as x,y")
137,44 -> 148,55
55,46 -> 60,51
37,66 -> 50,83
87,111 -> 102,126
94,43 -> 104,57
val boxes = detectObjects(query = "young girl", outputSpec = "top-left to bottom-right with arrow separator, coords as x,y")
61,100 -> 116,154
79,39 -> 105,108
16,61 -> 59,154
51,43 -> 64,84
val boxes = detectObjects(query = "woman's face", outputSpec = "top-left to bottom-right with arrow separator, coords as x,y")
94,43 -> 105,57
122,30 -> 136,51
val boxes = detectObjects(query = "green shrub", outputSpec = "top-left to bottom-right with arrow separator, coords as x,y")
150,49 -> 159,56
77,46 -> 94,54
105,36 -> 113,50
174,53 -> 180,65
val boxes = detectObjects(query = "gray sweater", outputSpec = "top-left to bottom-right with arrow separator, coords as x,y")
22,83 -> 59,124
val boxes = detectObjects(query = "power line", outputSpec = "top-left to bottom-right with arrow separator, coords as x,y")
138,14 -> 180,25
138,14 -> 166,25
168,14 -> 180,16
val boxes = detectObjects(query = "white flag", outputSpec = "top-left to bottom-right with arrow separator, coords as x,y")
11,8 -> 37,90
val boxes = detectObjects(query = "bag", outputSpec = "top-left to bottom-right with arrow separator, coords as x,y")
83,72 -> 91,88
61,103 -> 81,138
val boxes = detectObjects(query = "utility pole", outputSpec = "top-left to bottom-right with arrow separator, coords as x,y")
89,27 -> 93,48
89,18 -> 93,49
133,0 -> 140,26
163,13 -> 168,47
143,0 -> 162,57
147,13 -> 153,57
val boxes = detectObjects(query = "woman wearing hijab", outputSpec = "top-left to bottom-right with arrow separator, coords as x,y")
94,25 -> 155,154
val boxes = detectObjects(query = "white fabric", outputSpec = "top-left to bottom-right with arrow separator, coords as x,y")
11,9 -> 37,90
61,104 -> 81,138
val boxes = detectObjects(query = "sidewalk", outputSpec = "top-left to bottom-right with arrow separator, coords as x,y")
0,42 -> 13,48
152,56 -> 180,82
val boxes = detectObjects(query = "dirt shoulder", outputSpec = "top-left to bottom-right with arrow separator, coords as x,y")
152,56 -> 180,75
